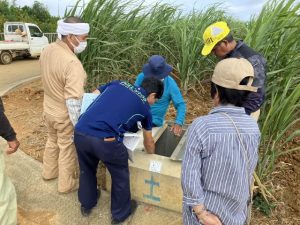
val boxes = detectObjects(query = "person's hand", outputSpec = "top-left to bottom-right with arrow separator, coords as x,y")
93,89 -> 100,94
170,124 -> 182,136
6,139 -> 20,155
197,211 -> 222,225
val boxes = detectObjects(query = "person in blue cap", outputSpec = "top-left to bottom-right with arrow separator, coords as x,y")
74,77 -> 164,224
134,55 -> 186,136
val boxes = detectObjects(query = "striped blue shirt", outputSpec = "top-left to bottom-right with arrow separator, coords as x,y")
181,106 -> 260,225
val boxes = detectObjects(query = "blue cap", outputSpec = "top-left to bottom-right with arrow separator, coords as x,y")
142,55 -> 173,79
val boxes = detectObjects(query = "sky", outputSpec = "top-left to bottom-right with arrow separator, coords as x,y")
14,0 -> 268,21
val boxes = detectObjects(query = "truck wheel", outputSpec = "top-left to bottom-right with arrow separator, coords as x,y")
0,51 -> 13,64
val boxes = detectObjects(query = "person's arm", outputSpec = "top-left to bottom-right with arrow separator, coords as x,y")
182,119 -> 221,225
243,88 -> 265,115
141,110 -> 155,153
93,89 -> 100,94
6,139 -> 20,155
142,129 -> 155,154
66,98 -> 82,126
64,61 -> 86,125
0,99 -> 16,141
243,55 -> 267,114
21,31 -> 27,37
0,98 -> 20,155
134,73 -> 144,86
182,121 -> 205,207
192,205 -> 222,225
170,79 -> 186,135
73,82 -> 114,125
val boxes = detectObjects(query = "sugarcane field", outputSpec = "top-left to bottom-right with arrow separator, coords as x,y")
0,0 -> 299,225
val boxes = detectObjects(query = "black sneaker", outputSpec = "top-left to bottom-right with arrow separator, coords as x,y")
111,200 -> 138,224
81,206 -> 91,217
80,189 -> 101,217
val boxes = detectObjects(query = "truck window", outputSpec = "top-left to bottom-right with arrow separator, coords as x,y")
8,25 -> 19,33
7,25 -> 24,33
28,26 -> 43,37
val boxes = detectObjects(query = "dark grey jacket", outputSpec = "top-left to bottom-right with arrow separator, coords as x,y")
226,41 -> 267,114
0,97 -> 16,141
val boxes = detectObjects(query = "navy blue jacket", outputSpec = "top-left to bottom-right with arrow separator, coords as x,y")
75,81 -> 152,141
226,41 -> 267,114
0,98 -> 16,141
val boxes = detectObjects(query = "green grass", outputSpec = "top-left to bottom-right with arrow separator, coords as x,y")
68,0 -> 236,90
253,193 -> 276,215
245,0 -> 300,181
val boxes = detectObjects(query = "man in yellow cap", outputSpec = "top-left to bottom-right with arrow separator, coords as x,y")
201,21 -> 267,121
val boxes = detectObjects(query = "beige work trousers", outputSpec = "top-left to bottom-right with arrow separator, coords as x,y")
0,147 -> 17,225
42,113 -> 78,193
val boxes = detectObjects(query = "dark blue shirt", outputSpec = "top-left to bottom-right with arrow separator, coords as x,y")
75,81 -> 152,140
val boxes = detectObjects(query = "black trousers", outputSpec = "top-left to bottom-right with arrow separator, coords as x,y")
74,131 -> 131,221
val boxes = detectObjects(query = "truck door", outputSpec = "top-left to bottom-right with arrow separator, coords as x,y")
27,25 -> 49,56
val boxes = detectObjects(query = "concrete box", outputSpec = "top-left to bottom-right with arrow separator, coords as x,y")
106,124 -> 187,212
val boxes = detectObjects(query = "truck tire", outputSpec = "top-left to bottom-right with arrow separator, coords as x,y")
0,51 -> 13,64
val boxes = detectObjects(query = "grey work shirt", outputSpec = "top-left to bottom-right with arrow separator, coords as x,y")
181,106 -> 260,225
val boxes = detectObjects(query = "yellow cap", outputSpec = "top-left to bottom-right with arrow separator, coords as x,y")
201,21 -> 230,56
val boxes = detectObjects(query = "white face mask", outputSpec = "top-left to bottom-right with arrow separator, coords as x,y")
71,36 -> 87,54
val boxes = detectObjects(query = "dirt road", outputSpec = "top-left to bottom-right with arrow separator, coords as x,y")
0,58 -> 40,95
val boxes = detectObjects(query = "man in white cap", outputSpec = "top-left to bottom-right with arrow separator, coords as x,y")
40,16 -> 89,193
182,58 -> 261,225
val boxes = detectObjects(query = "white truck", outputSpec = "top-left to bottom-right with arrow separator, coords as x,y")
0,22 -> 49,64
